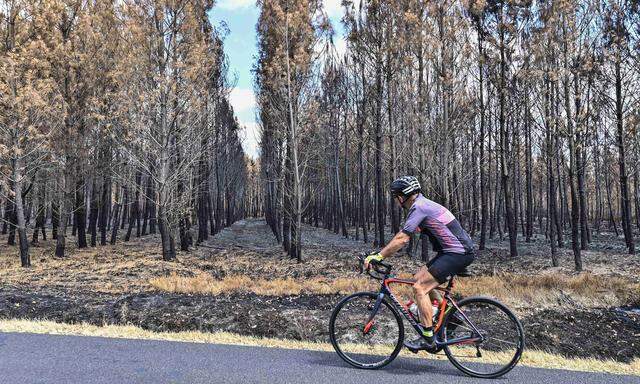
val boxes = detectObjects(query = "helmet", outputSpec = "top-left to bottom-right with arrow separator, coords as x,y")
390,176 -> 421,197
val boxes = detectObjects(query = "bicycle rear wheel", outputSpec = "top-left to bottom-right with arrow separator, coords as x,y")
329,292 -> 404,369
442,296 -> 524,378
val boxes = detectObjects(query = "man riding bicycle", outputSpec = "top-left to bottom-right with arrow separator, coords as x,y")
364,176 -> 475,352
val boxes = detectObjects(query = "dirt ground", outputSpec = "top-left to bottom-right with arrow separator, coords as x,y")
0,218 -> 638,363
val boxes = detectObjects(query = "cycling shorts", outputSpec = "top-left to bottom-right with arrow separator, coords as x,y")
426,252 -> 474,284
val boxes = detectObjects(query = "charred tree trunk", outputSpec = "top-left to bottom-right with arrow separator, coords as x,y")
563,27 -> 582,271
545,77 -> 559,266
614,57 -> 635,254
6,199 -> 16,246
99,175 -> 111,246
88,177 -> 99,247
374,29 -> 385,248
110,186 -> 120,245
498,18 -> 517,257
125,172 -> 141,242
75,171 -> 87,249
32,184 -> 46,244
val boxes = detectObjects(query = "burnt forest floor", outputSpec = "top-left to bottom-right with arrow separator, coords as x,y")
0,218 -> 638,364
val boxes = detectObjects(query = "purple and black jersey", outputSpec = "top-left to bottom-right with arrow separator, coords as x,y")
402,194 -> 474,254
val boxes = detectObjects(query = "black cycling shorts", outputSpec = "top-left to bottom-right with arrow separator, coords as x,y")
426,252 -> 474,284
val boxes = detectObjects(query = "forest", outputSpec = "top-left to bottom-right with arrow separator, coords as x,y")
256,0 -> 640,268
0,0 -> 639,372
0,0 -> 639,271
0,0 -> 252,265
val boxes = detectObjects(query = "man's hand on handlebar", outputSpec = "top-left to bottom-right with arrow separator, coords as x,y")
358,253 -> 392,279
364,252 -> 384,270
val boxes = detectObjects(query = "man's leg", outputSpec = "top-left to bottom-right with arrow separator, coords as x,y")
405,266 -> 440,351
413,266 -> 440,328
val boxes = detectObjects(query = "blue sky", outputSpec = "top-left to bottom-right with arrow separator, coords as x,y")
208,0 -> 347,158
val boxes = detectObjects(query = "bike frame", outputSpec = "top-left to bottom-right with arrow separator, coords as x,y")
364,274 -> 484,348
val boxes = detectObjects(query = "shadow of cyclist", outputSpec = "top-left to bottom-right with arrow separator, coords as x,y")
306,350 -> 470,378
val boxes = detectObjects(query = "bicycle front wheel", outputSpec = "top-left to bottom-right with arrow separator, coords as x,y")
442,296 -> 525,378
329,292 -> 404,369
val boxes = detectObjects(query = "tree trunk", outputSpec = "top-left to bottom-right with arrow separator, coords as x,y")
88,177 -> 98,247
498,17 -> 517,257
12,155 -> 30,267
6,199 -> 16,246
374,32 -> 385,248
99,174 -> 111,245
562,25 -> 582,271
614,57 -> 635,254
110,185 -> 120,245
545,77 -> 559,266
524,86 -> 533,242
55,161 -> 72,258
75,170 -> 87,248
32,184 -> 46,244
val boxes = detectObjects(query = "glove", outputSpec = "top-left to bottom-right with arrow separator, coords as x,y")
364,253 -> 384,269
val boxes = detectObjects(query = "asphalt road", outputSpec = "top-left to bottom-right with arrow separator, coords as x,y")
0,332 -> 637,384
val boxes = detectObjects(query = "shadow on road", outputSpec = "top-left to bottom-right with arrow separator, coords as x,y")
305,350 -> 472,378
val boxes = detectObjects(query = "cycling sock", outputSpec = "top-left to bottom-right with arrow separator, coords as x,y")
422,327 -> 434,338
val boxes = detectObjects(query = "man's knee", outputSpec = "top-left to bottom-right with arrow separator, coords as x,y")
413,270 -> 438,294
412,282 -> 425,296
414,267 -> 430,281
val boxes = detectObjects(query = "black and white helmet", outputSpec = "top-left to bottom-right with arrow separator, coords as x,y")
390,176 -> 421,197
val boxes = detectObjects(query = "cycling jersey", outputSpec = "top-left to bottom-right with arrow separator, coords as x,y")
402,194 -> 474,254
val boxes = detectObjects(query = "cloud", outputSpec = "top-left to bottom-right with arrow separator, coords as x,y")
239,121 -> 260,159
323,0 -> 343,18
334,37 -> 347,58
227,87 -> 259,157
229,88 -> 256,115
227,88 -> 258,158
325,0 -> 362,17
217,0 -> 255,11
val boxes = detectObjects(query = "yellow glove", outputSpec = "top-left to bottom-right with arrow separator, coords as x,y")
364,253 -> 384,269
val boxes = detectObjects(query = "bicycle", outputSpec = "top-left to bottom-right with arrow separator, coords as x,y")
328,255 -> 525,378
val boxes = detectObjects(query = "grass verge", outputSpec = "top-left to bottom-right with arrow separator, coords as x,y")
0,319 -> 637,376
149,271 -> 639,308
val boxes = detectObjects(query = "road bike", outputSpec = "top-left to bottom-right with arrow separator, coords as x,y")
328,255 -> 525,378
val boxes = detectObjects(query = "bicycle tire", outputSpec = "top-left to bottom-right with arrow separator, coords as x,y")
329,292 -> 404,369
442,296 -> 525,378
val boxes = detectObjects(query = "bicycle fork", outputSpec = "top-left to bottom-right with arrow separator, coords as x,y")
362,293 -> 385,335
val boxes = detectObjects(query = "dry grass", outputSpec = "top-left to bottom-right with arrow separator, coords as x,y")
456,272 -> 640,308
149,270 -> 639,309
149,272 -> 378,296
0,235 -> 201,294
0,319 -> 637,376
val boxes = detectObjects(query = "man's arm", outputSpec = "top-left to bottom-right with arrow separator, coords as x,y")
379,231 -> 411,259
365,201 -> 419,268
364,231 -> 411,269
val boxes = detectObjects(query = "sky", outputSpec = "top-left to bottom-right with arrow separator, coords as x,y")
208,0 -> 347,159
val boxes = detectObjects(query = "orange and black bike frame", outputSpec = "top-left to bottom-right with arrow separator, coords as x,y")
364,266 -> 483,348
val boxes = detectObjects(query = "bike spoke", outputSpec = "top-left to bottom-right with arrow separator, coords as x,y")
485,336 -> 519,346
443,298 -> 524,378
330,293 -> 403,369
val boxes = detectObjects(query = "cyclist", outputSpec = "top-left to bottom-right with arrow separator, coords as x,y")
364,175 -> 475,352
